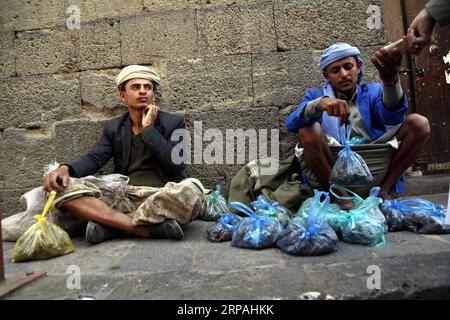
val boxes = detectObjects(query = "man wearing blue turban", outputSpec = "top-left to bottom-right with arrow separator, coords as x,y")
286,42 -> 430,206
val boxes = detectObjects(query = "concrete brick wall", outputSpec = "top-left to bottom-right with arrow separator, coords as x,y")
0,0 -> 386,217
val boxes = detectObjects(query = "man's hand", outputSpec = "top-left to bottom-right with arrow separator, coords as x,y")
371,48 -> 403,86
142,104 -> 159,129
404,8 -> 436,55
43,165 -> 70,192
320,97 -> 351,125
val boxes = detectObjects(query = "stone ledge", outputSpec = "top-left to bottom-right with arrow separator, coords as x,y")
404,174 -> 450,197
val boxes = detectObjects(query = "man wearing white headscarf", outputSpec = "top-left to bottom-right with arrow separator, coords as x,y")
286,43 -> 430,207
39,65 -> 204,243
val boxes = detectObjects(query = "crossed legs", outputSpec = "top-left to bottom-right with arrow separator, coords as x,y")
62,196 -> 150,237
298,113 -> 430,198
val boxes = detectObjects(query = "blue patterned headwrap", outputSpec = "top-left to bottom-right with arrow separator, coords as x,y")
319,42 -> 364,83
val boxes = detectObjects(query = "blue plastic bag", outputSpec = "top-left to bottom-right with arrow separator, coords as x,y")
297,190 -> 341,219
230,202 -> 282,249
252,195 -> 293,228
330,123 -> 373,185
219,213 -> 244,230
379,200 -> 403,231
277,190 -> 339,256
350,136 -> 371,145
207,213 -> 243,243
380,198 -> 450,234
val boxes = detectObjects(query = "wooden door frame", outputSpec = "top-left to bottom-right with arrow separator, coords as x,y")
383,0 -> 417,112
383,0 -> 404,43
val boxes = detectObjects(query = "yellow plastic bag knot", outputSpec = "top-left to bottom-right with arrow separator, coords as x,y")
35,214 -> 46,222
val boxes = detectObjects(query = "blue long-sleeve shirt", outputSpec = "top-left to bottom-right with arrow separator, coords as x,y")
285,82 -> 409,194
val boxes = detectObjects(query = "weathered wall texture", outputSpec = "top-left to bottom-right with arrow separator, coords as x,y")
0,0 -> 385,216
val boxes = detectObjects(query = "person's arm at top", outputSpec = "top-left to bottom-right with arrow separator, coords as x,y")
426,0 -> 450,26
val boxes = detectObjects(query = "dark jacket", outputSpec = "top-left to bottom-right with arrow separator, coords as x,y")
426,0 -> 450,26
67,111 -> 187,183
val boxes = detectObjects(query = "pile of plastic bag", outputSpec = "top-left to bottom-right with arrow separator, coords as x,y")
204,180 -> 449,255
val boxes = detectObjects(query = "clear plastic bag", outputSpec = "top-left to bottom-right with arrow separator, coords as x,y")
339,213 -> 385,246
12,219 -> 75,262
277,191 -> 339,256
230,202 -> 282,249
84,174 -> 130,200
251,195 -> 293,228
328,185 -> 386,247
219,213 -> 243,231
330,123 -> 373,185
200,184 -> 229,221
12,191 -> 74,262
352,187 -> 387,226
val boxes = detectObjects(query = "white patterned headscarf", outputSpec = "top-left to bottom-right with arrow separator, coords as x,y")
116,65 -> 161,89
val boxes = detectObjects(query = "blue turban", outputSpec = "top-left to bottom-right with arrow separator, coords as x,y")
319,42 -> 364,83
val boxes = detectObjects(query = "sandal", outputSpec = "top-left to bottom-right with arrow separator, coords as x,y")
378,192 -> 394,201
329,184 -> 365,211
335,198 -> 354,211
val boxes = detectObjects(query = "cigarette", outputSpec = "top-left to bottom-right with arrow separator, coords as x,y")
382,39 -> 405,53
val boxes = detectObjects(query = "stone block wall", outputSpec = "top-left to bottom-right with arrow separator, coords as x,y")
0,0 -> 385,217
